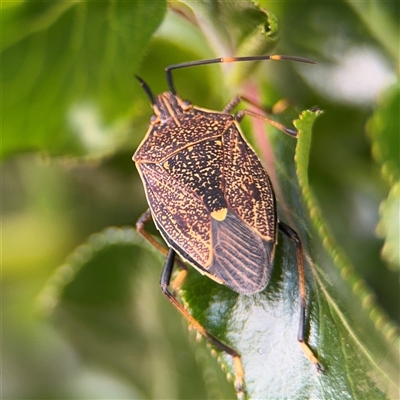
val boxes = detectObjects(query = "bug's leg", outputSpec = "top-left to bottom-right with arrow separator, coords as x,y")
223,95 -> 291,116
222,95 -> 244,113
236,109 -> 298,137
161,248 -> 245,394
223,95 -> 298,137
278,221 -> 323,372
136,209 -> 187,293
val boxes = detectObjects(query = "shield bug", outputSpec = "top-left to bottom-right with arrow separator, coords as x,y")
133,55 -> 322,393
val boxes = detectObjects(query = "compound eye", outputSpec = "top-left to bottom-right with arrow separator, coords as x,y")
150,114 -> 158,124
181,100 -> 192,111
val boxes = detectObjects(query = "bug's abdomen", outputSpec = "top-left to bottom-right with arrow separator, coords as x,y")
162,139 -> 227,213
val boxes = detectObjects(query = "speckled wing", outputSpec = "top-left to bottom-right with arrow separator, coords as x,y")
134,108 -> 232,164
222,123 -> 277,243
137,163 -> 212,267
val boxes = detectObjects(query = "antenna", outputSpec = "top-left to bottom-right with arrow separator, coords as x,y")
164,55 -> 316,95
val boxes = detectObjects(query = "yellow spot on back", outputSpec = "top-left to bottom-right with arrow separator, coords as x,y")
163,161 -> 169,170
211,208 -> 228,221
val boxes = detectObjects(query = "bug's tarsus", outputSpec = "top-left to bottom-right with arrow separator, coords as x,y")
160,248 -> 246,393
278,221 -> 323,373
282,126 -> 298,137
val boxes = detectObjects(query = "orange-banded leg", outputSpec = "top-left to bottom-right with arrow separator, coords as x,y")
279,221 -> 323,373
161,248 -> 245,394
137,209 -> 245,392
136,209 -> 187,293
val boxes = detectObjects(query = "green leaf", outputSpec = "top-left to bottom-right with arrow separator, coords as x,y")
368,85 -> 400,186
178,0 -> 280,56
368,84 -> 400,270
377,182 -> 400,270
176,109 -> 399,399
2,0 -> 166,159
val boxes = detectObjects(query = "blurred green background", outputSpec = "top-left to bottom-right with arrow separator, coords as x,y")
2,1 -> 399,399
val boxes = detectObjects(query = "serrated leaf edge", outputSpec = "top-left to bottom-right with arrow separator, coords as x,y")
294,110 -> 399,386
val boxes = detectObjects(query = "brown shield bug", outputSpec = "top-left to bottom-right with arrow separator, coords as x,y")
133,55 -> 322,394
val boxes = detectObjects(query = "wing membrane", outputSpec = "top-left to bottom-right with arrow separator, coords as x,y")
209,210 -> 274,294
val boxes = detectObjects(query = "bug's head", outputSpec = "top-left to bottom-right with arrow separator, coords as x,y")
135,75 -> 192,124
